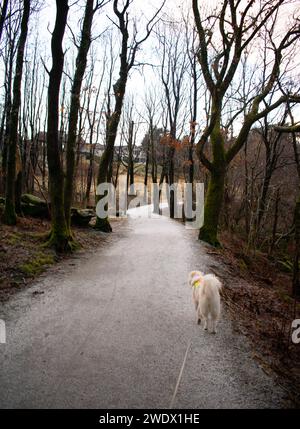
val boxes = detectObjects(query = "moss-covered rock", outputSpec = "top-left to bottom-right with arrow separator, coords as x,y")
21,202 -> 49,218
71,208 -> 95,227
21,194 -> 47,207
20,194 -> 50,218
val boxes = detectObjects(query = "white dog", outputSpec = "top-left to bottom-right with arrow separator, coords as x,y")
188,271 -> 222,334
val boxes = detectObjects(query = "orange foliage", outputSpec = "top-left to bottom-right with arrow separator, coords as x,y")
160,133 -> 190,151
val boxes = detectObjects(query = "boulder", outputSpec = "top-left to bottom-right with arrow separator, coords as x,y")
21,194 -> 49,218
21,202 -> 49,218
71,208 -> 95,227
21,194 -> 47,208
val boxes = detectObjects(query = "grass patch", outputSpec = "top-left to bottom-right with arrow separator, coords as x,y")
19,252 -> 55,276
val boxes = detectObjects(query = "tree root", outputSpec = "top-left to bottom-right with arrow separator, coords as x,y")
43,230 -> 80,253
94,217 -> 112,233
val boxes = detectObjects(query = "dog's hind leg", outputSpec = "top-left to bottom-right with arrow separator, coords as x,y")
197,306 -> 202,325
211,319 -> 217,334
203,318 -> 208,331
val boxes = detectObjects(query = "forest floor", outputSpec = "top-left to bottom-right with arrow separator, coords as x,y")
209,231 -> 300,406
0,216 -> 121,302
0,212 -> 299,407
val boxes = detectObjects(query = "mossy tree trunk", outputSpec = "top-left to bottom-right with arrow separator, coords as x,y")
46,0 -> 71,252
3,0 -> 30,225
198,113 -> 226,246
64,0 -> 95,230
199,168 -> 225,246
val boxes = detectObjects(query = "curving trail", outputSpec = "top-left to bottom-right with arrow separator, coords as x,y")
0,208 -> 285,408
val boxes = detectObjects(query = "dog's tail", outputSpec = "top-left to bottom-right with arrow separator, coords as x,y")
188,270 -> 203,287
202,274 -> 222,295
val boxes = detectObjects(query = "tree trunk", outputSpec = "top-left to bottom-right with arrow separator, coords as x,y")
293,197 -> 300,297
244,141 -> 250,237
129,158 -> 134,187
0,0 -> 8,43
95,144 -> 114,232
188,54 -> 197,185
127,120 -> 134,191
107,149 -> 114,184
157,150 -> 167,215
198,113 -> 226,246
3,0 -> 30,225
144,136 -> 150,187
95,0 -> 135,231
42,124 -> 46,188
46,0 -> 71,252
188,143 -> 194,184
168,147 -> 175,219
269,188 -> 280,256
2,44 -> 14,182
257,160 -> 272,230
150,124 -> 157,184
198,167 -> 225,246
95,73 -> 128,232
64,0 -> 94,229
85,148 -> 94,206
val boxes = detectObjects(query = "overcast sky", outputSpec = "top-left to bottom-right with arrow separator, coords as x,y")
1,0 -> 299,145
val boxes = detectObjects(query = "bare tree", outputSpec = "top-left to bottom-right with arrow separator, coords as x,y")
142,87 -> 160,186
192,0 -> 300,245
95,0 -> 165,231
184,19 -> 201,185
84,51 -> 106,206
64,0 -> 106,230
0,1 -> 21,193
119,99 -> 140,192
21,36 -> 47,194
157,21 -> 188,218
274,107 -> 300,296
46,0 -> 70,251
3,0 -> 30,225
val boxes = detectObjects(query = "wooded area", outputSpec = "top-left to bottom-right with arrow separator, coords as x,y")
0,0 -> 299,296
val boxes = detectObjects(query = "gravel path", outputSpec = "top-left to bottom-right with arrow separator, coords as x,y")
0,208 -> 285,408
